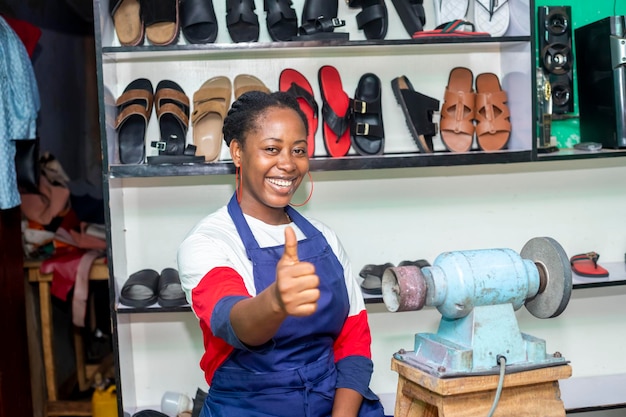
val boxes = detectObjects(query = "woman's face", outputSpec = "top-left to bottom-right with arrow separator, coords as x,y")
231,106 -> 309,223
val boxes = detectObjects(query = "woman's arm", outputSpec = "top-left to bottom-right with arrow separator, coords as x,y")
332,388 -> 363,417
230,226 -> 320,346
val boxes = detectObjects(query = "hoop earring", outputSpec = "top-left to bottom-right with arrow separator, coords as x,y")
235,166 -> 243,203
290,172 -> 314,207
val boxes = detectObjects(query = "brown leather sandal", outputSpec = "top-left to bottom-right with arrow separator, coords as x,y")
475,72 -> 511,151
233,74 -> 270,99
439,67 -> 475,152
110,0 -> 144,46
191,76 -> 232,163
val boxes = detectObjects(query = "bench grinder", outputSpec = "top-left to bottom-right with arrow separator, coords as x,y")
382,237 -> 572,377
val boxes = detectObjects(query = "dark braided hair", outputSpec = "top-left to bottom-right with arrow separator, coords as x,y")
222,90 -> 308,148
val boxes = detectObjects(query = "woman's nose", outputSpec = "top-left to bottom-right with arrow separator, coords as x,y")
276,150 -> 297,170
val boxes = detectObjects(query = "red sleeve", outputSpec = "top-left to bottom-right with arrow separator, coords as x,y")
192,266 -> 250,385
333,309 -> 372,362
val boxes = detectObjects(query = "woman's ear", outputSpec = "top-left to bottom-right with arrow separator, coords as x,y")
230,140 -> 241,167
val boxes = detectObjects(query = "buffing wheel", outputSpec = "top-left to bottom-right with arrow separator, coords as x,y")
382,265 -> 427,312
521,236 -> 572,319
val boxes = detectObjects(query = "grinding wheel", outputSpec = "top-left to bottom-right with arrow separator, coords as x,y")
382,266 -> 427,312
521,237 -> 572,319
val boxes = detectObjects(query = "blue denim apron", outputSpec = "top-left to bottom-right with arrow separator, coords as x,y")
200,194 -> 383,417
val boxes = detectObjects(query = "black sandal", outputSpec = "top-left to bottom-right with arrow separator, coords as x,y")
180,0 -> 218,44
264,0 -> 298,42
226,0 -> 259,43
346,0 -> 388,40
147,80 -> 204,165
351,73 -> 385,156
391,0 -> 425,36
295,16 -> 349,41
302,0 -> 338,25
391,75 -> 440,153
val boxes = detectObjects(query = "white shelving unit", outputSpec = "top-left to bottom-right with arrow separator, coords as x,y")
92,0 -> 626,415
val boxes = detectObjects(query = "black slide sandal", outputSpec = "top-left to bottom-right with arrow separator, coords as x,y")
119,269 -> 160,308
264,0 -> 298,41
180,0 -> 218,44
226,0 -> 260,42
157,268 -> 187,307
347,0 -> 388,40
391,0 -> 426,36
351,73 -> 385,155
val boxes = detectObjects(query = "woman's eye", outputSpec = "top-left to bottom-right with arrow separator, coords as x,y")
265,147 -> 278,153
293,148 -> 307,156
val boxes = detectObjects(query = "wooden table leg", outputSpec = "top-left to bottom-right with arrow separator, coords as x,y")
38,281 -> 57,402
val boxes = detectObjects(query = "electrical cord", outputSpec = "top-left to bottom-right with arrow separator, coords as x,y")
486,355 -> 507,417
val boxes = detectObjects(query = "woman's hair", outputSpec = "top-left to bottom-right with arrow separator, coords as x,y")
222,90 -> 308,147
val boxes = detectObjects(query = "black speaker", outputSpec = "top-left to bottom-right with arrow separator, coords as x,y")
538,6 -> 574,114
575,16 -> 626,148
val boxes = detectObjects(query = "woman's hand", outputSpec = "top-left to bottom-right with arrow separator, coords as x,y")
274,226 -> 320,316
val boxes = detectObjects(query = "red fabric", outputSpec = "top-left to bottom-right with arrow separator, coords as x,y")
333,309 -> 372,362
192,267 -> 251,385
40,249 -> 85,301
2,15 -> 41,57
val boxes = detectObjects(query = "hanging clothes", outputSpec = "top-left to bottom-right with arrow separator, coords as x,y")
0,15 -> 41,209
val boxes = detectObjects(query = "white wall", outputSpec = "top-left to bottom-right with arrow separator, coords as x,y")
113,157 -> 626,414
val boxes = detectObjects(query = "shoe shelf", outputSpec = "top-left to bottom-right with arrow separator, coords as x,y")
537,148 -> 626,161
100,36 -> 535,177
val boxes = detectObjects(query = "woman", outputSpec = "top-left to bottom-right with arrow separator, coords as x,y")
177,91 -> 384,417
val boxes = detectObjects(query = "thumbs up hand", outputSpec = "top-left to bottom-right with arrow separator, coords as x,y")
274,226 -> 320,317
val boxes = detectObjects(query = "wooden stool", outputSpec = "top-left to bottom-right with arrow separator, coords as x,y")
391,357 -> 572,417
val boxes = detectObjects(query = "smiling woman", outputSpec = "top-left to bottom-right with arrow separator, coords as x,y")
177,90 -> 385,417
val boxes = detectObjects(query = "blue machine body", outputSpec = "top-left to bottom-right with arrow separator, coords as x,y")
395,248 -> 569,377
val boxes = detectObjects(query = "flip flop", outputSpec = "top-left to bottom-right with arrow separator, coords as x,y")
279,68 -> 318,157
264,0 -> 298,42
475,72 -> 511,151
570,252 -> 609,278
226,0 -> 260,43
233,74 -> 270,99
115,78 -> 153,164
157,268 -> 188,307
110,0 -> 144,46
474,0 -> 510,37
391,75 -> 439,153
432,0 -> 469,27
180,0 -> 218,44
351,72 -> 385,155
191,76 -> 232,162
439,66 -> 475,153
143,0 -> 180,46
318,65 -> 351,157
119,269 -> 160,307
